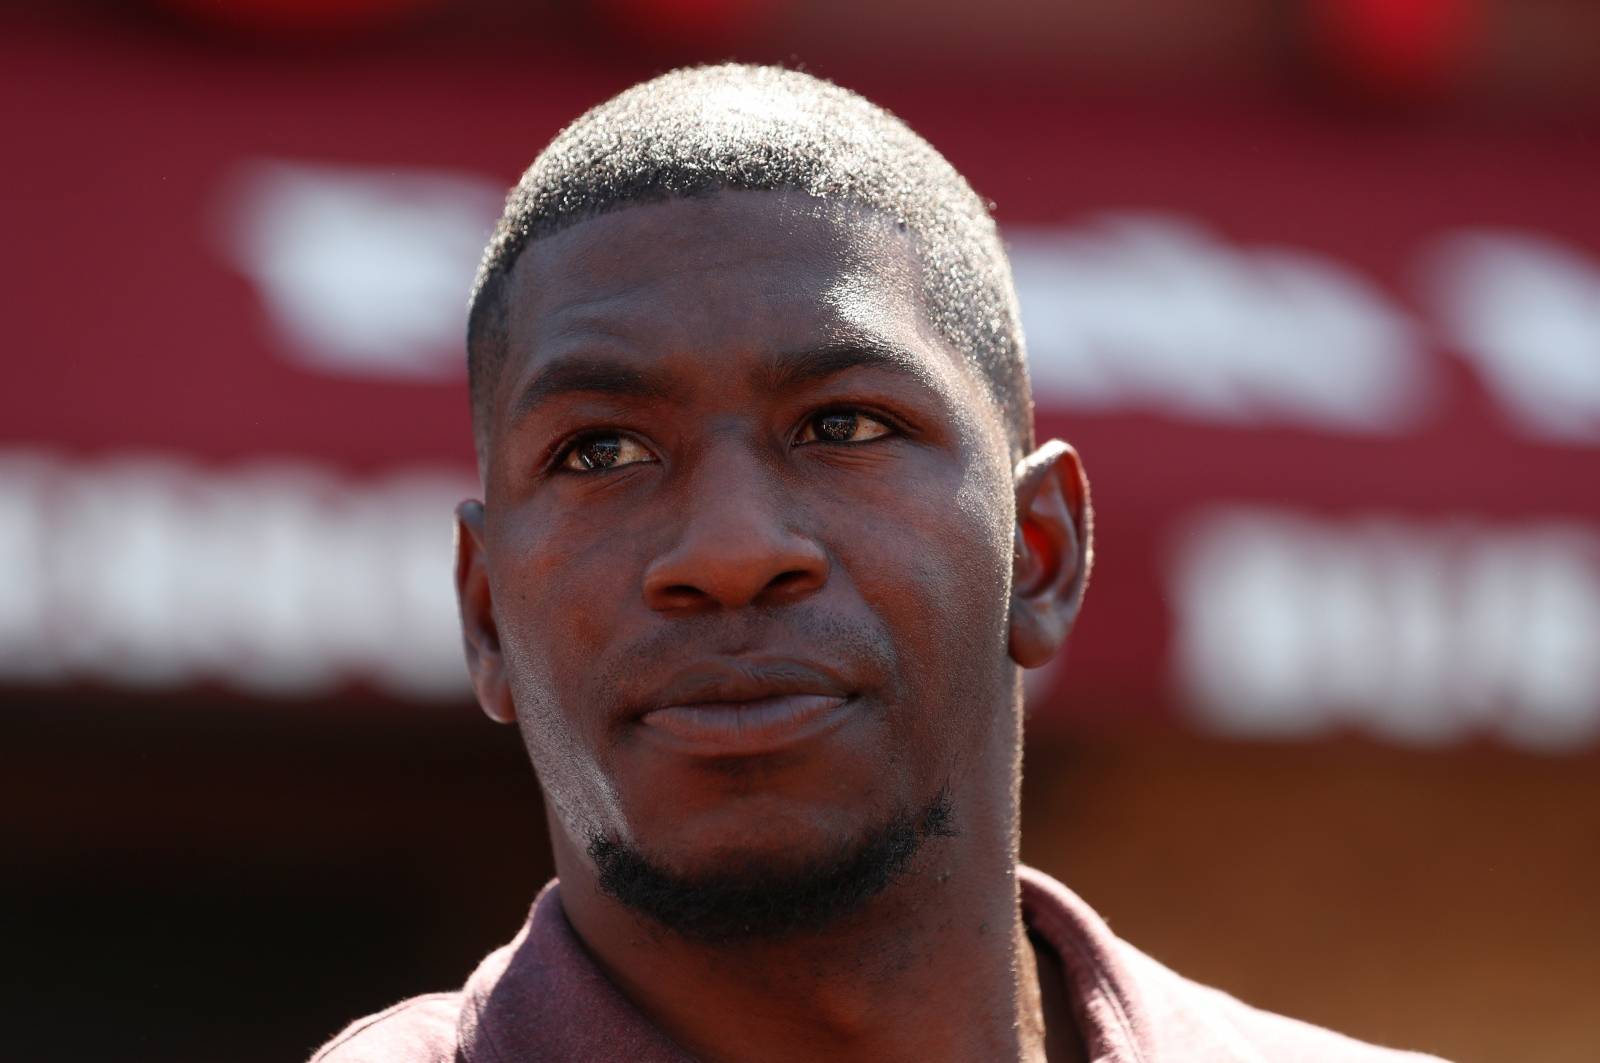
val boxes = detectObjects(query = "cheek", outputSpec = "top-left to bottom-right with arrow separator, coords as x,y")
906,448 -> 1012,636
488,504 -> 643,831
836,453 -> 1015,748
494,500 -> 642,670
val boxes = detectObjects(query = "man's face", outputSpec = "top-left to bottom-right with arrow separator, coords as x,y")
468,189 -> 1022,905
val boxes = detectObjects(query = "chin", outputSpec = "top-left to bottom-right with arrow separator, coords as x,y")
588,788 -> 955,944
613,743 -> 899,870
664,798 -> 871,867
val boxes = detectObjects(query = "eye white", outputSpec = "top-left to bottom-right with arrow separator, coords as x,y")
800,411 -> 891,444
563,434 -> 656,471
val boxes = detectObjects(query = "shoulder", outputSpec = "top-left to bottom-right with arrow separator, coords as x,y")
307,991 -> 463,1063
1017,866 -> 1451,1062
1120,944 -> 1451,1062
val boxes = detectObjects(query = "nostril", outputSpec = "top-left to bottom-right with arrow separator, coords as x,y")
641,579 -> 718,613
763,569 -> 818,599
643,540 -> 830,612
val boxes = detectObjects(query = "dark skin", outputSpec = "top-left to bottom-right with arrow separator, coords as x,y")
455,189 -> 1091,1063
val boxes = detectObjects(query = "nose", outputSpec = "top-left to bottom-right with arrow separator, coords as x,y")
642,460 -> 830,613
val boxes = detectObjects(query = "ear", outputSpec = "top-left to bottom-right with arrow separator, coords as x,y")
1008,439 -> 1093,669
455,500 -> 516,725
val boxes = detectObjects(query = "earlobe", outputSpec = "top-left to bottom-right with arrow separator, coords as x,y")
455,500 -> 517,725
1007,440 -> 1092,669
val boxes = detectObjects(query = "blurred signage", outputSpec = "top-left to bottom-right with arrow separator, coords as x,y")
1173,509 -> 1600,751
217,161 -> 503,380
0,453 -> 470,698
7,22 -> 1598,748
1425,231 -> 1600,444
212,163 -> 1600,446
1012,216 -> 1429,433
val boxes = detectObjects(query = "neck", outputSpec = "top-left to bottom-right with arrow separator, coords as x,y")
551,805 -> 1053,1063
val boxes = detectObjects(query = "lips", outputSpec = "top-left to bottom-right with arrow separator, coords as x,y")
632,658 -> 857,757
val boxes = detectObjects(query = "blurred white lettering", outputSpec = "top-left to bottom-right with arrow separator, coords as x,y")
1426,230 -> 1600,444
0,452 -> 473,700
1172,509 -> 1600,751
214,163 -> 1600,455
1010,214 -> 1429,433
217,160 -> 502,378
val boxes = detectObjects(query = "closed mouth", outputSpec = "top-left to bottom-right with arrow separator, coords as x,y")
632,659 -> 858,757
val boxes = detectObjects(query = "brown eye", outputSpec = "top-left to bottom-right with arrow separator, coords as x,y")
798,410 -> 892,445
561,433 -> 656,472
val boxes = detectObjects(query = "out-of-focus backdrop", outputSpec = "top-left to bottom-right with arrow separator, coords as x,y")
5,1 -> 1598,1060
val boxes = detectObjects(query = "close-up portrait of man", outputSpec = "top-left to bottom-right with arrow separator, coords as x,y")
308,65 -> 1447,1063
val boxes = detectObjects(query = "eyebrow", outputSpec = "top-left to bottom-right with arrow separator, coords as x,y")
510,338 -> 939,426
509,355 -> 680,424
756,339 -> 939,394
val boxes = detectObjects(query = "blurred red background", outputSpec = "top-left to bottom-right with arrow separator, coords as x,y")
5,2 -> 1598,1060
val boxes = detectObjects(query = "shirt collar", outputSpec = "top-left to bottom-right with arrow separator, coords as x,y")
456,880 -> 693,1062
456,867 -> 1160,1063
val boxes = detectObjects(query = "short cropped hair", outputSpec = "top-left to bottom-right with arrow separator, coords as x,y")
467,64 -> 1033,461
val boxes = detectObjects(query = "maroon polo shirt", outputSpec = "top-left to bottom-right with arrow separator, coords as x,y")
310,866 -> 1447,1061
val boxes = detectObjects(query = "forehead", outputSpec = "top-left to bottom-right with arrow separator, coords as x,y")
498,189 -> 961,395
